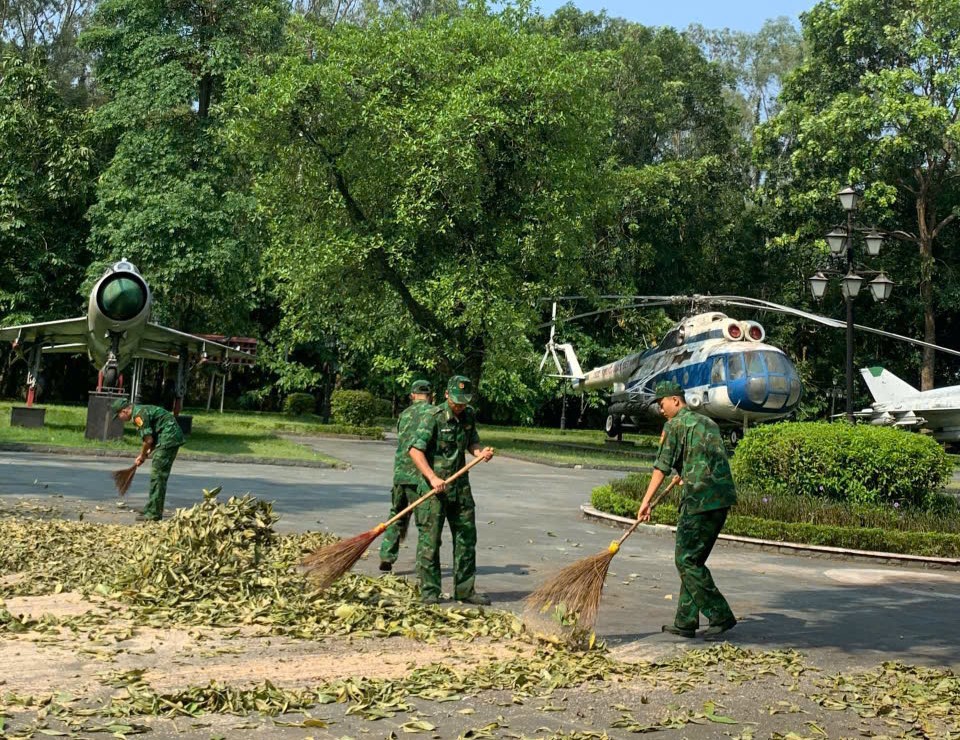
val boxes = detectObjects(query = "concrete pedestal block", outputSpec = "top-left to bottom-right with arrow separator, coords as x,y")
11,406 -> 46,428
85,393 -> 126,441
175,414 -> 192,436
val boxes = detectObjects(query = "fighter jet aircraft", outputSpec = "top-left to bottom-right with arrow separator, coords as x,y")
857,367 -> 960,442
0,259 -> 253,410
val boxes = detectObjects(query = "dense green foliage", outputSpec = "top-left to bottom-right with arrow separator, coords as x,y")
731,422 -> 952,507
282,392 -> 316,415
4,0 -> 960,426
330,389 -> 382,427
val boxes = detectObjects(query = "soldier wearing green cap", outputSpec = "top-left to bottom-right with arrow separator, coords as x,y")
408,375 -> 494,605
636,380 -> 737,639
112,399 -> 185,521
379,379 -> 435,571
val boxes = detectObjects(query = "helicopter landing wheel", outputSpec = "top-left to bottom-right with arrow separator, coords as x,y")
605,414 -> 622,438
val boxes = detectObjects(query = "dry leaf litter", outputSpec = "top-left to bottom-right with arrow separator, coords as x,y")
1,491 -> 958,739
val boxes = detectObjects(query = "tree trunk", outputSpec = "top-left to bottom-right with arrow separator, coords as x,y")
917,196 -> 936,390
198,75 -> 213,119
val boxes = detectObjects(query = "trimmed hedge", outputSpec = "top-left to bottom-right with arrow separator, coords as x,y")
282,392 -> 315,416
731,422 -> 952,508
589,486 -> 960,558
330,390 -> 381,426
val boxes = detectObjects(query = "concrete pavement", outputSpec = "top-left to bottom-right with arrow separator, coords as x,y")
3,438 -> 960,673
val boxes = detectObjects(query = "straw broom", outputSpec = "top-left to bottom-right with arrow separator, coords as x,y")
302,455 -> 487,590
525,475 -> 682,631
111,461 -> 141,497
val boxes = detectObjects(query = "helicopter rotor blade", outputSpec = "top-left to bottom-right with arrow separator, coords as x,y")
708,296 -> 960,360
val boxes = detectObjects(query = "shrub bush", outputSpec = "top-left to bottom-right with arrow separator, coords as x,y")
609,472 -> 653,500
330,390 -> 380,426
590,484 -> 960,557
237,391 -> 263,412
731,422 -> 952,508
283,392 -> 316,416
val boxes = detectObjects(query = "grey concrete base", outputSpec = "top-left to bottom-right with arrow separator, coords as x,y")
581,503 -> 960,571
85,393 -> 126,441
10,406 -> 45,428
175,414 -> 193,436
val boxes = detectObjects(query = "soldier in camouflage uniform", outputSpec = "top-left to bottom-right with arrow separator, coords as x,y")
408,375 -> 494,605
379,379 -> 434,572
636,380 -> 737,639
112,398 -> 185,522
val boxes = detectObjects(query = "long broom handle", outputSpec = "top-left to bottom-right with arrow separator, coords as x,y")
608,475 -> 682,553
381,455 -> 487,530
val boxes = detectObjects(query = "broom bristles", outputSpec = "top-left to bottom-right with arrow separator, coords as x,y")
524,550 -> 616,631
111,464 -> 138,497
302,527 -> 383,590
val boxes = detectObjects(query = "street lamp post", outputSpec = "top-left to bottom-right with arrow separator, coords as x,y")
808,186 -> 894,423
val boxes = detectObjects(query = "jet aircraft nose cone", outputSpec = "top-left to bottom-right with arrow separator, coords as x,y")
99,274 -> 147,321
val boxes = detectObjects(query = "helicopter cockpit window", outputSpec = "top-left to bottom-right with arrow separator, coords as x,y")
727,354 -> 745,380
710,357 -> 725,384
765,352 -> 787,374
745,351 -> 765,376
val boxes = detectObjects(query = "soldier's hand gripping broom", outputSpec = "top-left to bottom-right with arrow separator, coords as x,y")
302,455 -> 488,590
525,475 -> 682,631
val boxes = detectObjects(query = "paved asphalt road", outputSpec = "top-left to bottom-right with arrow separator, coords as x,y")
3,438 -> 960,673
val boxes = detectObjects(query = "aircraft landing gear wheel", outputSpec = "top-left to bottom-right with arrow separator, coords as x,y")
728,429 -> 739,446
605,414 -> 622,438
103,367 -> 118,388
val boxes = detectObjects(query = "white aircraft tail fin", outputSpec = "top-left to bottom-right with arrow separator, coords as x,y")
860,366 -> 918,404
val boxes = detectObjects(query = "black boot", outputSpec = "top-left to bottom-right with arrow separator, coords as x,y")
702,617 -> 737,640
661,624 -> 696,638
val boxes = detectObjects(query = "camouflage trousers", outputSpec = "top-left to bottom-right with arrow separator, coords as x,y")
673,507 -> 734,630
378,483 -> 417,564
143,446 -> 180,521
414,484 -> 477,600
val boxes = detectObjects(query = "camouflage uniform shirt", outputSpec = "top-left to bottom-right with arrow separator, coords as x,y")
394,400 -> 432,485
410,404 -> 481,485
132,405 -> 185,450
653,407 -> 736,514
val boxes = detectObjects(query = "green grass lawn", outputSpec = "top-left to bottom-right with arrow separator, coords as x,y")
0,402 -> 348,465
480,425 -> 658,469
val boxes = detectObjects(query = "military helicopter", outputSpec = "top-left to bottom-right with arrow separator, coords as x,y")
540,294 -> 960,442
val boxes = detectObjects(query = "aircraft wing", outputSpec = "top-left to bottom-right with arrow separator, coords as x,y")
0,317 -> 88,348
140,323 -> 254,363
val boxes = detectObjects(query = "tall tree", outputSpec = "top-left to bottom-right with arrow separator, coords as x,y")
756,0 -> 960,390
687,17 -> 803,141
79,0 -> 287,333
1,0 -> 95,99
0,55 -> 92,324
225,10 -> 615,419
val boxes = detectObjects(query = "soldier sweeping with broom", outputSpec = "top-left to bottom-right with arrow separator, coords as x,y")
636,380 -> 738,639
379,379 -> 434,572
408,376 -> 494,605
111,398 -> 185,522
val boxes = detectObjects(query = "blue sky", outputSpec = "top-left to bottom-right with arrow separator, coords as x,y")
531,0 -> 818,33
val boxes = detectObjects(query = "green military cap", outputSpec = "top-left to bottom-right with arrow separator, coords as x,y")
653,380 -> 684,400
446,375 -> 474,404
409,379 -> 432,394
110,397 -> 132,418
